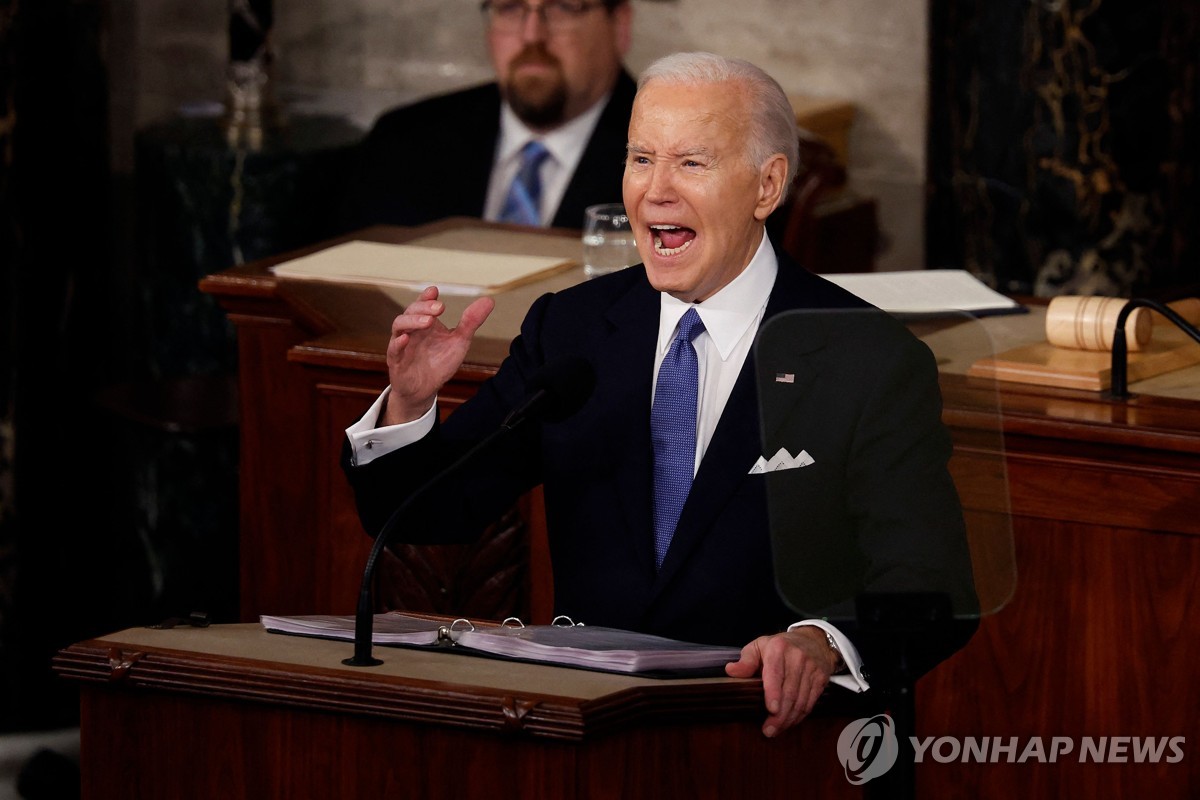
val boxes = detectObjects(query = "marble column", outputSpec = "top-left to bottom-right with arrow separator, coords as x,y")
928,0 -> 1198,296
226,0 -> 276,148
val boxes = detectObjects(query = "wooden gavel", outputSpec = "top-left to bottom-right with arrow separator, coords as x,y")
1045,296 -> 1200,352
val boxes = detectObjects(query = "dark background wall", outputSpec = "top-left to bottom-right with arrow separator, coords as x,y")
1,0 -> 150,731
1,0 -> 362,733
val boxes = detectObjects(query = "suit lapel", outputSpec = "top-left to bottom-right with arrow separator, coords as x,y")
651,257 -> 831,592
652,354 -> 762,589
754,314 -> 830,446
462,89 -> 504,216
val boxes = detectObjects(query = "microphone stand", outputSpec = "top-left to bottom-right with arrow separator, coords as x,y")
342,355 -> 592,666
340,350 -> 596,667
1109,299 -> 1200,399
341,396 -> 545,667
343,422 -> 520,666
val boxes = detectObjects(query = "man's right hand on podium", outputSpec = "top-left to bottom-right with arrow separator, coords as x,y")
383,285 -> 495,426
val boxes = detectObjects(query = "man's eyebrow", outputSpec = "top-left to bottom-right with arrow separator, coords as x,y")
625,143 -> 712,158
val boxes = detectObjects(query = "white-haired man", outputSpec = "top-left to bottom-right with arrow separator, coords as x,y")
344,52 -> 976,736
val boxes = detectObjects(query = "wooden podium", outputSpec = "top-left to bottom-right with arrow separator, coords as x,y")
54,625 -> 860,799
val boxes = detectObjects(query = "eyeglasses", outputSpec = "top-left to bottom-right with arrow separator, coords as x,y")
480,1 -> 608,33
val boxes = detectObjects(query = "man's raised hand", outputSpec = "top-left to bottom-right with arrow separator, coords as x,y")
382,286 -> 495,425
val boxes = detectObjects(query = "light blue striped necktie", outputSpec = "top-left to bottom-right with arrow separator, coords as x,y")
498,140 -> 550,226
651,307 -> 706,570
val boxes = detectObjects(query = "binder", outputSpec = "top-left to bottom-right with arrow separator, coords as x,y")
261,613 -> 742,678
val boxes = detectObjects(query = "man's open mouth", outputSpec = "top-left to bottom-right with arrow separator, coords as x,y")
650,224 -> 696,256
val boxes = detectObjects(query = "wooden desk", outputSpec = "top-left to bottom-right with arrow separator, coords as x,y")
202,223 -> 1200,798
53,624 -> 857,799
909,310 -> 1200,798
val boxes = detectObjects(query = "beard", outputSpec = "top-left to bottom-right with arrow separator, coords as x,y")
503,44 -> 569,128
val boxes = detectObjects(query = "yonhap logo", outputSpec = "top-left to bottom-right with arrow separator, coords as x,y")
833,719 -> 1185,784
837,714 -> 899,784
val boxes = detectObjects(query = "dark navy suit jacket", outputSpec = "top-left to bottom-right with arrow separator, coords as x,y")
340,71 -> 637,232
343,252 -> 977,680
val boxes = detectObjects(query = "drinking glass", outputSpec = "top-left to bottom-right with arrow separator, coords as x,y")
582,203 -> 640,278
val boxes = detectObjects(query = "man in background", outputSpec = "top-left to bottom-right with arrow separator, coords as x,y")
342,0 -> 634,231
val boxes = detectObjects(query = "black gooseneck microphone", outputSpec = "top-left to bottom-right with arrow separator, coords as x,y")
343,356 -> 595,666
1109,299 -> 1200,399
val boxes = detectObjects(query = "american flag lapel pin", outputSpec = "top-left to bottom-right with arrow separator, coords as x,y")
775,372 -> 795,384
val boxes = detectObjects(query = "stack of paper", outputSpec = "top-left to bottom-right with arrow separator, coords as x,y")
261,613 -> 448,645
825,269 -> 1021,315
270,240 -> 575,294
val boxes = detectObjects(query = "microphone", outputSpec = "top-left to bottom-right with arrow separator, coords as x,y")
343,356 -> 595,666
1109,299 -> 1200,399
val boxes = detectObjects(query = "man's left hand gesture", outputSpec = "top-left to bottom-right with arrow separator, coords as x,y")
725,626 -> 838,737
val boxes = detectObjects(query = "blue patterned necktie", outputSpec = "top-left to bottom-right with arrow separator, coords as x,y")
651,307 -> 706,569
498,140 -> 550,226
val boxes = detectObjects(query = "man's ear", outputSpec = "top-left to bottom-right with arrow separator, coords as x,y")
754,154 -> 790,221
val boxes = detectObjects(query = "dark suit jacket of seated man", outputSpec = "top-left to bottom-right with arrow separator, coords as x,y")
342,71 -> 636,231
340,0 -> 637,232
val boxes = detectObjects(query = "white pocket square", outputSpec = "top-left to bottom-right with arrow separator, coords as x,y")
749,447 -> 815,474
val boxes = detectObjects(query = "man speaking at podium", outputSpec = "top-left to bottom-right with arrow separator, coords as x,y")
343,52 -> 975,738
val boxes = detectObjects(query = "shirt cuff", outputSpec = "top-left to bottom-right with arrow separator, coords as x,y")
345,388 -> 437,467
788,619 -> 871,693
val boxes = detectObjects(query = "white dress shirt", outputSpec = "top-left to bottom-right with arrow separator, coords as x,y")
344,232 -> 868,692
483,94 -> 612,227
653,233 -> 774,473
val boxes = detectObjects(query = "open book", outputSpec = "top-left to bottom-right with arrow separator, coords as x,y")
261,613 -> 742,677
